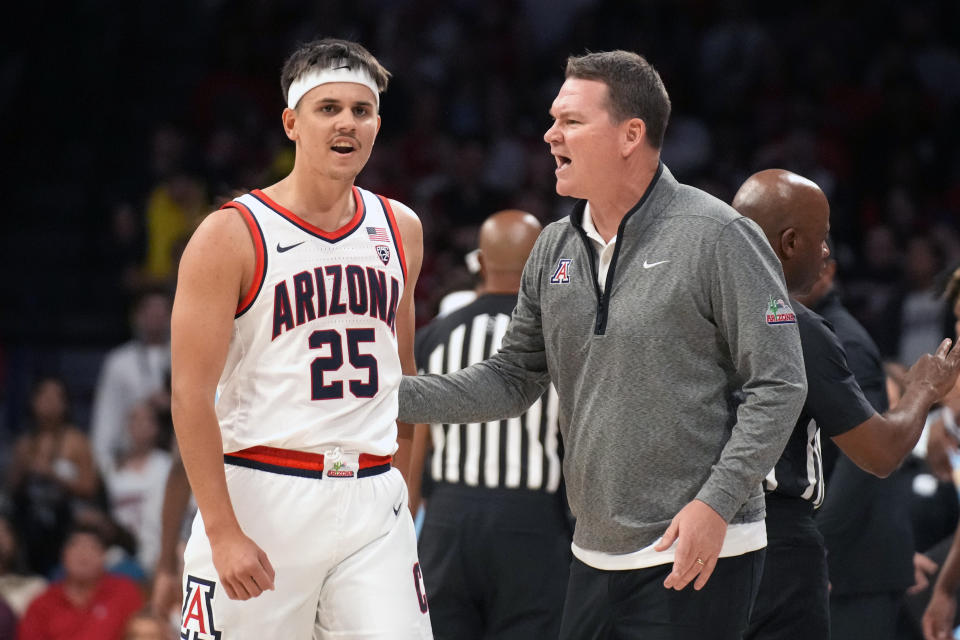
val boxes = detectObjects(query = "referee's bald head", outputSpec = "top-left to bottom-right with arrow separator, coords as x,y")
477,210 -> 542,293
732,169 -> 831,296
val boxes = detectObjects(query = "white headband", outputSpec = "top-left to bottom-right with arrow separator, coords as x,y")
286,64 -> 380,110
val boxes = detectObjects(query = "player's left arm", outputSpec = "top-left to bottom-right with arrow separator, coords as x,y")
389,198 -> 425,496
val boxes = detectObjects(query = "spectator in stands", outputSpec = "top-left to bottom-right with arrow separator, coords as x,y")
18,523 -> 143,640
0,511 -> 47,619
143,169 -> 206,288
103,402 -> 172,576
874,234 -> 951,367
6,376 -> 99,576
123,610 -> 170,640
67,506 -> 147,585
90,288 -> 172,475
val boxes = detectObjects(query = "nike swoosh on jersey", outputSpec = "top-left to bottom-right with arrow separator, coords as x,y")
277,241 -> 305,253
642,259 -> 670,269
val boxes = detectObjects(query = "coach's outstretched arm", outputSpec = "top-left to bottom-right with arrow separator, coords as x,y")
171,209 -> 275,602
399,236 -> 551,425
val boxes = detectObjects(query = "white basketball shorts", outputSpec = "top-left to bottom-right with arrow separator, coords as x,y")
180,447 -> 433,639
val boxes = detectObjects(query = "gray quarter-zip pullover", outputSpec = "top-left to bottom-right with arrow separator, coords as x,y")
400,164 -> 806,554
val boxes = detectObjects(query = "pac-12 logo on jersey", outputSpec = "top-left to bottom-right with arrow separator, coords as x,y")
181,575 -> 221,640
550,259 -> 572,284
375,245 -> 391,265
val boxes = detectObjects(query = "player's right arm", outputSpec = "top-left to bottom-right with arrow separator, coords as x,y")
170,208 -> 275,601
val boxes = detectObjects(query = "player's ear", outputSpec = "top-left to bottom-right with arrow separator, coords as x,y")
376,114 -> 382,135
282,108 -> 298,141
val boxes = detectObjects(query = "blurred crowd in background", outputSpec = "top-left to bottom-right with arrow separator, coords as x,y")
1,0 -> 959,637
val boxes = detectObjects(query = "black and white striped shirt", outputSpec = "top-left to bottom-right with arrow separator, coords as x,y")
414,293 -> 562,493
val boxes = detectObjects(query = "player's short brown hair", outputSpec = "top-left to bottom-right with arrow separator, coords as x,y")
565,50 -> 671,149
280,38 -> 391,107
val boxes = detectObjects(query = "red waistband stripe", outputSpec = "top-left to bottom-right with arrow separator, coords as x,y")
224,446 -> 392,479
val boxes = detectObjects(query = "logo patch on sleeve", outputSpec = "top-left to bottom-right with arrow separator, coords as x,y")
765,295 -> 797,325
550,259 -> 572,284
181,575 -> 222,640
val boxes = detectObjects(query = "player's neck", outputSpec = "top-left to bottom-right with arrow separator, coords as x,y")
263,172 -> 357,232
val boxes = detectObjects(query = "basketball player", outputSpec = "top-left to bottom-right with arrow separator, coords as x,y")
170,38 -> 432,639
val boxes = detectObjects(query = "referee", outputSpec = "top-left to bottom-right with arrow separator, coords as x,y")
414,210 -> 571,640
733,169 -> 960,640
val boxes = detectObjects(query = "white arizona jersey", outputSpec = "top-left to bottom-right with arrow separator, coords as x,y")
215,187 -> 407,456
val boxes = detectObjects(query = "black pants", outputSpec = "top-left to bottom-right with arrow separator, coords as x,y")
418,485 -> 572,640
830,591 -> 901,640
559,549 -> 765,640
746,495 -> 829,640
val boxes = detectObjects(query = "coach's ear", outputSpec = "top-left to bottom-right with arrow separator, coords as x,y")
620,117 -> 646,158
282,108 -> 298,141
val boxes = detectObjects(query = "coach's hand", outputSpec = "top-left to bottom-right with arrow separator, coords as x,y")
210,527 -> 276,600
654,499 -> 727,591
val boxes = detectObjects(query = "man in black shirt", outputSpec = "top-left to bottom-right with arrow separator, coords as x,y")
796,251 -> 916,640
732,169 -> 960,640
413,210 -> 571,640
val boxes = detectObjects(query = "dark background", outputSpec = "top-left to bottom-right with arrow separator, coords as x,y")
2,0 -> 959,433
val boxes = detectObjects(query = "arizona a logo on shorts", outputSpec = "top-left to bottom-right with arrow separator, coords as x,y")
181,575 -> 221,640
375,245 -> 391,265
551,259 -> 572,284
765,295 -> 797,325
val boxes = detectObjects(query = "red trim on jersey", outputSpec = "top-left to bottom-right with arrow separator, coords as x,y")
221,201 -> 266,316
379,196 -> 408,282
225,445 -> 392,471
251,187 -> 365,240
